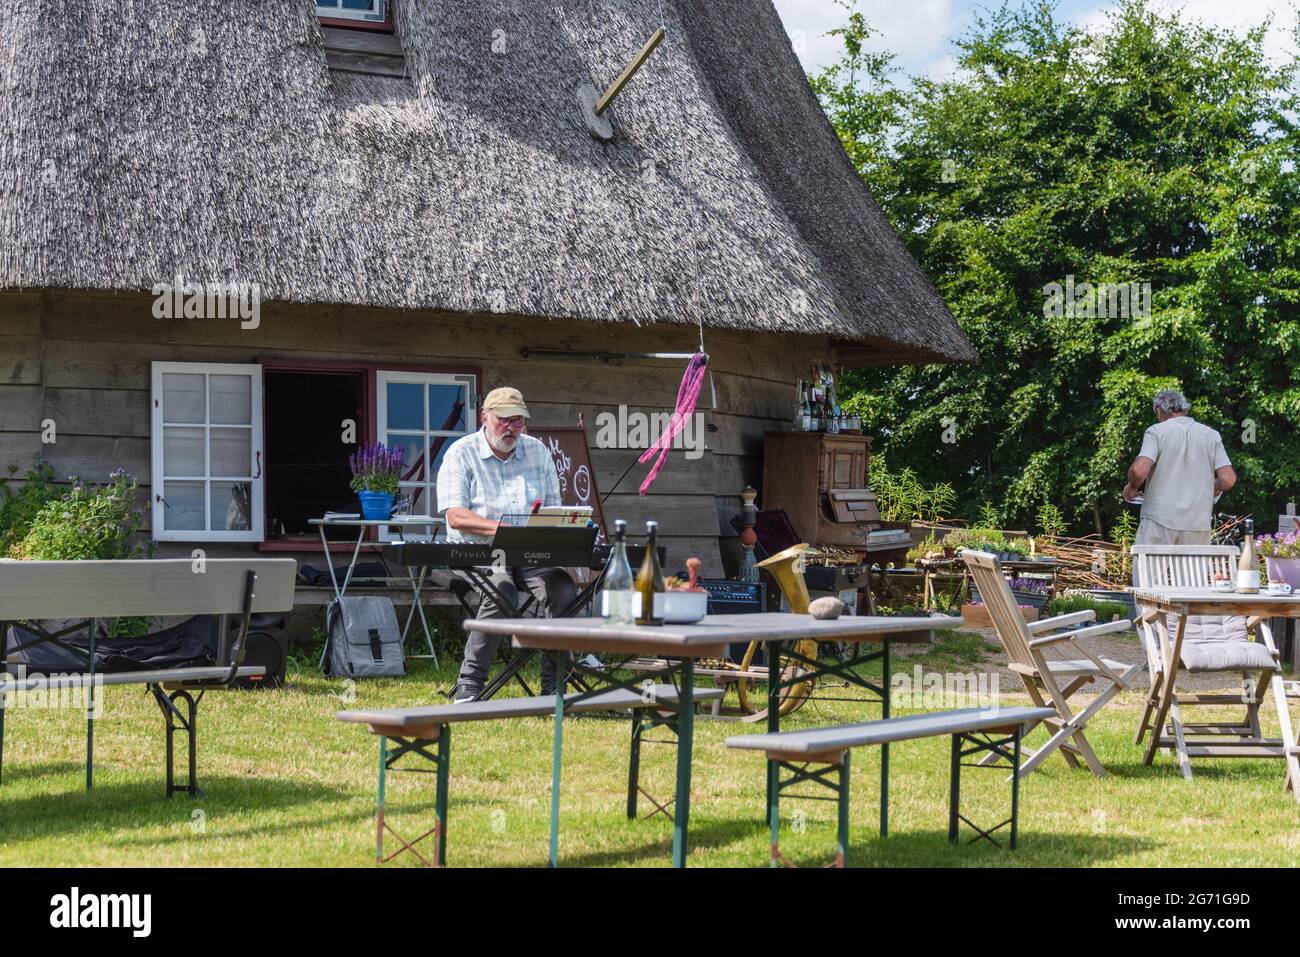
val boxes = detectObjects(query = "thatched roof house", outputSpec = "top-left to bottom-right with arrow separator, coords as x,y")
0,0 -> 972,575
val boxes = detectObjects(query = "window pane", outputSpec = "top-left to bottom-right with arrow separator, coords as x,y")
397,483 -> 428,515
163,427 -> 205,477
211,428 -> 252,477
429,384 -> 468,432
210,374 -> 251,424
387,432 -> 427,482
426,441 -> 455,514
162,373 -> 205,423
386,383 -> 424,430
343,0 -> 378,9
163,481 -> 205,531
211,482 -> 252,531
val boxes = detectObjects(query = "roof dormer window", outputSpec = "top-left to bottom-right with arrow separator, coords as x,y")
316,0 -> 393,32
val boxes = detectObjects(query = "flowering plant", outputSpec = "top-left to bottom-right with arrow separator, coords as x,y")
1258,531 -> 1300,560
349,443 -> 404,495
1008,577 -> 1051,594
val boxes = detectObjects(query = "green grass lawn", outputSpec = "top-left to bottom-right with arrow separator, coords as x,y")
1,639 -> 1297,867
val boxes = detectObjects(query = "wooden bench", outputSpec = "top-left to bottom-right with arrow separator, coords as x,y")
337,684 -> 726,867
726,705 -> 1055,866
603,657 -> 770,719
0,558 -> 297,797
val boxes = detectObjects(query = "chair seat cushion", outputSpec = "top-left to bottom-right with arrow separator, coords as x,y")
1178,638 -> 1275,672
1165,613 -> 1248,643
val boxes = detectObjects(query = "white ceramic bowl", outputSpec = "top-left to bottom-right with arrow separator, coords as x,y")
663,590 -> 708,624
1212,580 -> 1235,592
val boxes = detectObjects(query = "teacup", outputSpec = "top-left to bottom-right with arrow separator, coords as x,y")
1212,579 -> 1235,592
1267,582 -> 1293,596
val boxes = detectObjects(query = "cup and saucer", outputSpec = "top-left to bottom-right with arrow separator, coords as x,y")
1267,581 -> 1294,597
1212,578 -> 1236,593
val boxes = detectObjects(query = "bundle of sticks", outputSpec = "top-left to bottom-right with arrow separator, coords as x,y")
1036,515 -> 1250,589
1034,534 -> 1122,589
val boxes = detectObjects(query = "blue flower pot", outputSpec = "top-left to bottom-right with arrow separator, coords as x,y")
358,490 -> 394,521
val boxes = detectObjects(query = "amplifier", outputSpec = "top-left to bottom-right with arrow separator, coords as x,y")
697,579 -> 764,663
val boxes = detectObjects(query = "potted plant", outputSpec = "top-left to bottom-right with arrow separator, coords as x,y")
350,442 -> 403,521
1259,532 -> 1300,590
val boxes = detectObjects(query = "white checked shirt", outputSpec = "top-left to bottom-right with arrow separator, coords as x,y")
436,428 -> 561,543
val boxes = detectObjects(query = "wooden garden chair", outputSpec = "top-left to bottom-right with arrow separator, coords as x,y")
1131,545 -> 1284,779
962,550 -> 1142,777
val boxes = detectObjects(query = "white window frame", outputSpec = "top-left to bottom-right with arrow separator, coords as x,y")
150,362 -> 264,543
376,371 -> 476,540
315,0 -> 389,25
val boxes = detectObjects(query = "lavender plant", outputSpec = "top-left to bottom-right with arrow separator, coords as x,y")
349,443 -> 404,495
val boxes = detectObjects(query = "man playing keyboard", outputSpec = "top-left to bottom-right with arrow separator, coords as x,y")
436,387 -> 576,703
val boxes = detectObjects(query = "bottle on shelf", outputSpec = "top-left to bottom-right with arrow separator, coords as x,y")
799,382 -> 812,432
635,521 -> 666,625
1237,519 -> 1260,593
600,519 -> 636,624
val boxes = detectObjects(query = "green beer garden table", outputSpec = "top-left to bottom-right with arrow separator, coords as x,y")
468,610 -> 960,867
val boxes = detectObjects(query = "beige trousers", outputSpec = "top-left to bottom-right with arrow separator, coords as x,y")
1136,518 -> 1211,546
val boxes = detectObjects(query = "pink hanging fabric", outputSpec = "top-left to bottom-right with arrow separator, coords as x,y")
638,352 -> 709,495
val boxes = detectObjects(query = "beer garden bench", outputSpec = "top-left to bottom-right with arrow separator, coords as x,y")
0,558 -> 297,797
337,684 -> 726,867
726,705 -> 1055,866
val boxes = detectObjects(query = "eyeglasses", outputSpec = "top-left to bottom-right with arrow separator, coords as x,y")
493,414 -> 527,429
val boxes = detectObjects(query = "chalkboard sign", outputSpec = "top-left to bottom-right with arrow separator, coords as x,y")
528,426 -> 608,542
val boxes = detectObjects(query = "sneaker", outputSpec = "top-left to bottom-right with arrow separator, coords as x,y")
452,682 -> 481,705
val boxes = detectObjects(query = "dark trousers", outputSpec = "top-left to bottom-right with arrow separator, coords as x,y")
458,566 -> 576,693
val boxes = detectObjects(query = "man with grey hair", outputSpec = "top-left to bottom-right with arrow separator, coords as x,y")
1123,389 -> 1236,545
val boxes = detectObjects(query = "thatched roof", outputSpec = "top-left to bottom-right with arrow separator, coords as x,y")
0,0 -> 975,364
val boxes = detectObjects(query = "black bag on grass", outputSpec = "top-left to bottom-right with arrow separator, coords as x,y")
5,616 -> 218,674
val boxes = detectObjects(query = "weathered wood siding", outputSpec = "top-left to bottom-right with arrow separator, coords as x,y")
0,290 -> 837,575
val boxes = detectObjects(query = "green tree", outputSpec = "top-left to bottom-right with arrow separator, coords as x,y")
823,0 -> 1300,534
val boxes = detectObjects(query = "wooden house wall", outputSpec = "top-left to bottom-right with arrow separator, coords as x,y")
0,290 -> 836,575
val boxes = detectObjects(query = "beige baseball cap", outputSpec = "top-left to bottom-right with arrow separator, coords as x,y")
482,386 -> 530,419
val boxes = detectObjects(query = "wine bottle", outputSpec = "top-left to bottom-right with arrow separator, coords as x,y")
635,521 -> 666,625
600,519 -> 635,624
791,379 -> 804,431
1237,519 -> 1260,593
800,385 -> 812,431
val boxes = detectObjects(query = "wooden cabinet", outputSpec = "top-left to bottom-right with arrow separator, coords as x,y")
761,431 -> 874,548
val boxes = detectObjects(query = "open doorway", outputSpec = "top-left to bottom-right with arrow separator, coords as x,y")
264,368 -> 365,543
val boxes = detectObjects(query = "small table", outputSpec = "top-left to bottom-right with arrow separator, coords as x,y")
1132,588 -> 1300,781
918,557 -> 1060,611
309,516 -> 443,667
468,611 -> 961,867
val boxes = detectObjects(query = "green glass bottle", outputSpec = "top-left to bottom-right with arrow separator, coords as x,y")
635,521 -> 665,625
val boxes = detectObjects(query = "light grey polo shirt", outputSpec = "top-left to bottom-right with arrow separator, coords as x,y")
1137,416 -> 1231,531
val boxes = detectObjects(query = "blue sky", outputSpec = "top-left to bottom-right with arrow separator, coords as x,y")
772,0 -> 1298,82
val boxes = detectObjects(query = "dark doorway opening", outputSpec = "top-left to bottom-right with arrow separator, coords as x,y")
264,369 -> 365,542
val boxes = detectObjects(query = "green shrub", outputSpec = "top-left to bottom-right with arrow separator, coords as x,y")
13,470 -> 153,638
0,455 -> 61,555
13,469 -> 149,561
1046,594 -> 1131,622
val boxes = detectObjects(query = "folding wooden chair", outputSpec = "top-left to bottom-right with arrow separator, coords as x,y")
962,550 -> 1142,777
1131,545 -> 1284,779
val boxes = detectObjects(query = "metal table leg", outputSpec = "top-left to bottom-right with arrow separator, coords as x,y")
548,649 -> 565,868
671,659 -> 695,868
318,523 -> 369,671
